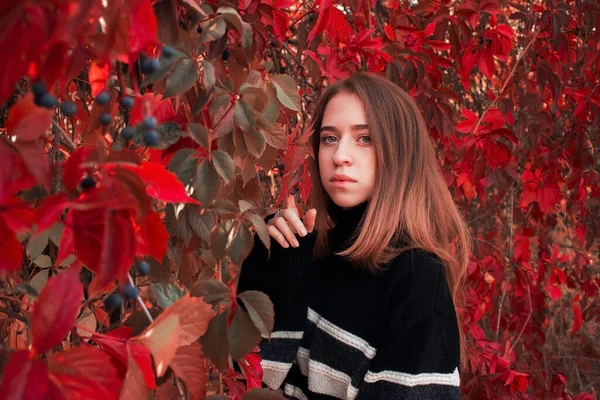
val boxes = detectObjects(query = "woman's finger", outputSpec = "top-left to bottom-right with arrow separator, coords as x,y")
267,224 -> 290,248
303,208 -> 318,233
273,216 -> 300,247
282,208 -> 307,237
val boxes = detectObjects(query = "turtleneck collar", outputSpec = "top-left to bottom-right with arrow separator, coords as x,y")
327,200 -> 369,253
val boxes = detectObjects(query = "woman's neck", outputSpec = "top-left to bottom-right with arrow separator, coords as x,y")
327,201 -> 369,252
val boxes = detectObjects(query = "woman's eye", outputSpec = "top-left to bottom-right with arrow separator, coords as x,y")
321,136 -> 337,144
358,135 -> 372,143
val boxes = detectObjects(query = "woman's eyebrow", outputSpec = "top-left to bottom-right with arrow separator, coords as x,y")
320,124 -> 369,132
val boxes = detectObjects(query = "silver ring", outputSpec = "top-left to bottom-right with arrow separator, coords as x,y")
275,209 -> 283,218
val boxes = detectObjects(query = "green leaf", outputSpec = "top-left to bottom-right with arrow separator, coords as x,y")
244,128 -> 266,158
167,148 -> 197,185
256,114 -> 287,149
142,49 -> 186,87
217,7 -> 253,48
238,199 -> 254,214
263,83 -> 281,123
188,123 -> 210,149
269,75 -> 300,112
229,223 -> 254,265
199,311 -> 229,372
229,307 -> 261,360
194,159 -> 221,206
234,99 -> 256,133
198,18 -> 226,44
152,282 -> 186,309
33,255 -> 52,269
238,291 -> 274,338
164,58 -> 199,98
211,150 -> 234,184
201,60 -> 216,90
247,213 -> 270,250
208,199 -> 238,214
210,220 -> 235,260
190,279 -> 231,307
187,208 -> 215,242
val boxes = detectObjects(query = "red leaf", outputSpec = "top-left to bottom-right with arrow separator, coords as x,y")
239,353 -> 263,390
124,161 -> 199,204
478,52 -> 495,81
0,140 -> 37,203
63,146 -> 94,191
536,187 -> 560,214
57,213 -> 75,265
37,193 -> 69,232
88,61 -> 109,99
0,350 -> 49,400
572,305 -> 583,333
384,25 -> 395,41
93,327 -> 156,389
326,7 -> 354,46
128,0 -> 157,55
5,93 -> 54,141
308,6 -> 331,44
298,160 -> 312,206
495,24 -> 514,38
30,267 -> 83,353
427,40 -> 452,50
49,346 -> 120,400
13,140 -> 52,190
72,207 -> 136,288
135,208 -> 168,262
272,8 -> 289,42
0,218 -> 23,273
1,195 -> 36,234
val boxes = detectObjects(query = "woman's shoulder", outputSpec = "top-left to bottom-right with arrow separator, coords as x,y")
386,248 -> 452,317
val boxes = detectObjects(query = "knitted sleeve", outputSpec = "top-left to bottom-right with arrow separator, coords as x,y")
356,251 -> 461,400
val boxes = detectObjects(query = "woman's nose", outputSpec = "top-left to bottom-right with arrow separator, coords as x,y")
332,141 -> 353,165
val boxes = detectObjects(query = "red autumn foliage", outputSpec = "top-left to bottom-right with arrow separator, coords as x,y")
0,0 -> 598,398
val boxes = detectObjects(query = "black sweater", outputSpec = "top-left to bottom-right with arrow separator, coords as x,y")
237,202 -> 461,399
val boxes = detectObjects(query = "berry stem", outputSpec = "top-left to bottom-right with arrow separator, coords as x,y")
51,119 -> 77,151
127,273 -> 153,323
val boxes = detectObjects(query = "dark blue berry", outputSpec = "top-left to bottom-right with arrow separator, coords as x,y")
137,261 -> 151,276
290,186 -> 298,195
122,283 -> 139,300
197,25 -> 203,34
119,96 -> 135,109
120,126 -> 135,140
142,115 -> 157,129
222,50 -> 231,61
37,93 -> 58,109
99,113 -> 112,125
31,80 -> 47,96
143,130 -> 160,146
277,163 -> 285,171
140,58 -> 160,74
80,176 -> 96,190
104,293 -> 124,309
161,46 -> 174,58
60,101 -> 77,117
95,91 -> 110,105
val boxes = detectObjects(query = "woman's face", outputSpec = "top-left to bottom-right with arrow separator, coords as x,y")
318,92 -> 377,209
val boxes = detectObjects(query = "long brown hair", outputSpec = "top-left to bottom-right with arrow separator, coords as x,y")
307,72 -> 472,370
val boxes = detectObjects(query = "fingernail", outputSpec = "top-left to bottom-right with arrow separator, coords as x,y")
293,239 -> 299,247
300,227 -> 307,236
283,242 -> 289,248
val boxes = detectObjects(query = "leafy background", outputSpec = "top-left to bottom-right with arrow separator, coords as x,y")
0,0 -> 598,399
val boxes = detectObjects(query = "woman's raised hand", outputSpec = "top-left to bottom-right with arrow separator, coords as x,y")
267,195 -> 317,248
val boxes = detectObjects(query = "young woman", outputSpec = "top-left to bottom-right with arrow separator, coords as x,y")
237,72 -> 472,399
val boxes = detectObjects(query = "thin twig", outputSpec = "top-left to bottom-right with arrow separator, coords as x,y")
0,307 -> 28,324
51,119 -> 77,151
127,273 -> 187,400
509,279 -> 534,354
472,30 -> 540,135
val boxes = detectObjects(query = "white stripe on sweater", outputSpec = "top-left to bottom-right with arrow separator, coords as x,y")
307,308 -> 376,359
261,360 -> 292,390
295,346 -> 359,399
261,330 -> 304,340
284,383 -> 309,400
364,367 -> 461,387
